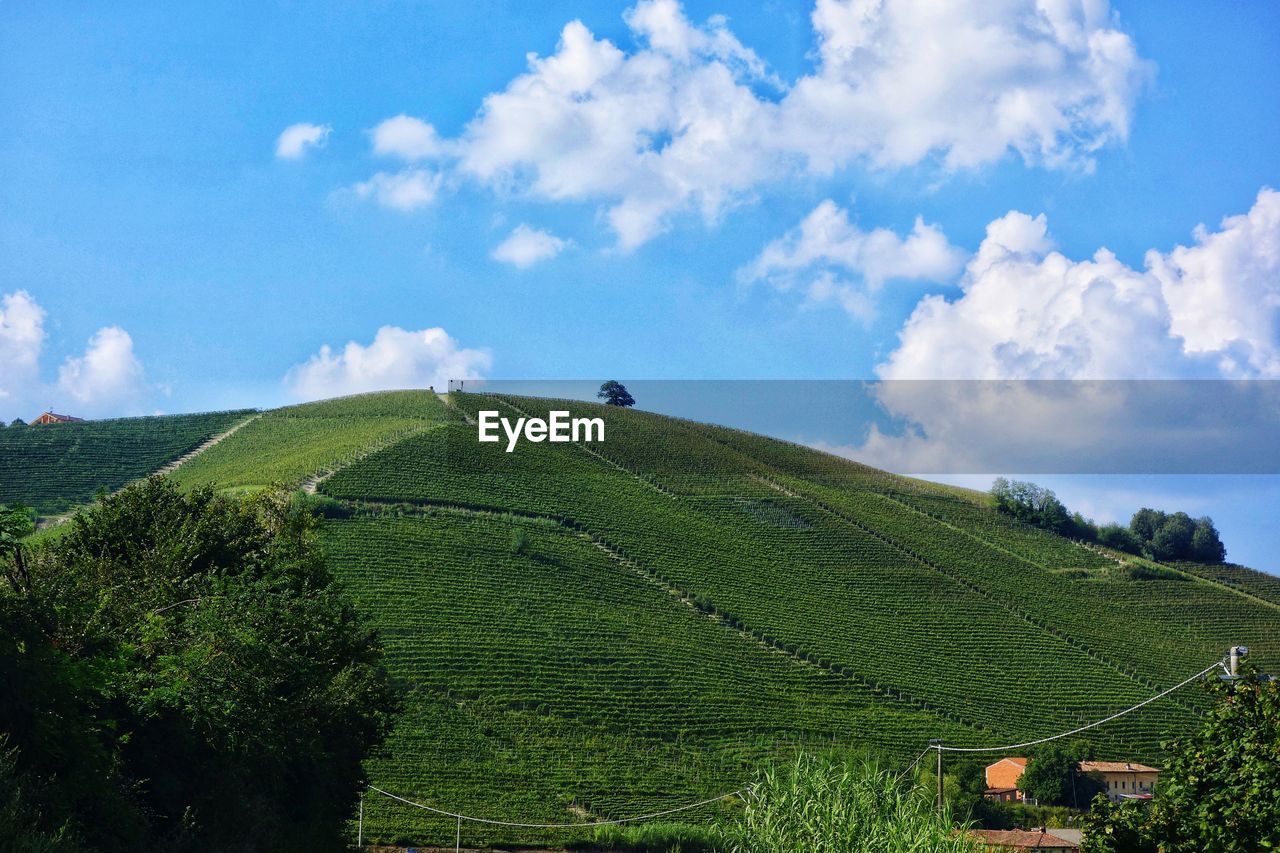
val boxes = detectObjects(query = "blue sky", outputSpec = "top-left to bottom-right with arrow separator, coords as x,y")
2,1 -> 1279,569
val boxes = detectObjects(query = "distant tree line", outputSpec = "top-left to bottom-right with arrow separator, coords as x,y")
989,478 -> 1226,563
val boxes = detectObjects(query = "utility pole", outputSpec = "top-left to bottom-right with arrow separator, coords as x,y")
1229,645 -> 1248,677
929,739 -> 943,817
357,792 -> 363,849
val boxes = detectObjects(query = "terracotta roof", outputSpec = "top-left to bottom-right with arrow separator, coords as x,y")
969,828 -> 1079,849
988,756 -> 1028,769
1079,761 -> 1159,774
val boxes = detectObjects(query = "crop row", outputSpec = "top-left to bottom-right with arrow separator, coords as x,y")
0,409 -> 253,514
325,511 -> 1018,845
321,409 -> 1194,750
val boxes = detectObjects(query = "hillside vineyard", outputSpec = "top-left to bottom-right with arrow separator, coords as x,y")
4,390 -> 1277,846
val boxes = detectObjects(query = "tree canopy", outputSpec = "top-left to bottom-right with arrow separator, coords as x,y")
1082,670 -> 1280,852
0,480 -> 399,851
1018,742 -> 1105,808
598,380 -> 636,407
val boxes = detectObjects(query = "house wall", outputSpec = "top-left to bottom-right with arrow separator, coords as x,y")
985,759 -> 1026,796
1098,771 -> 1159,801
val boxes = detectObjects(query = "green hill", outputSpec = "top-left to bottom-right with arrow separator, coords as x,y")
4,390 -> 1277,847
0,409 -> 254,515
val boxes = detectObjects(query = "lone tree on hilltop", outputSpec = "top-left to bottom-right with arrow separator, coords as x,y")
598,380 -> 635,407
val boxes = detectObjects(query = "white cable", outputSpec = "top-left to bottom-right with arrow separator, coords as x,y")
936,659 -> 1224,754
366,785 -> 745,828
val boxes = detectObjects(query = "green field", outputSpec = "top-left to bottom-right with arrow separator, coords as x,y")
5,390 -> 1277,847
166,390 -> 452,491
0,409 -> 254,515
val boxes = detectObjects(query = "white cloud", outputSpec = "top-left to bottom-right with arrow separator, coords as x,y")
352,169 -> 441,211
0,290 -> 46,401
880,188 -> 1280,380
784,0 -> 1149,172
275,122 -> 332,160
285,326 -> 492,400
57,326 -> 148,411
738,200 -> 965,320
491,224 -> 573,268
371,114 -> 443,161
1149,188 -> 1280,377
379,0 -> 1148,248
852,189 -> 1280,473
0,291 -> 155,420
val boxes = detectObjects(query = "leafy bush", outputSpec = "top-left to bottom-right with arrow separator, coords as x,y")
1,478 -> 400,851
1082,672 -> 1280,852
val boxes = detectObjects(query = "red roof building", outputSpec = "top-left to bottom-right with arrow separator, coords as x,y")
31,411 -> 84,425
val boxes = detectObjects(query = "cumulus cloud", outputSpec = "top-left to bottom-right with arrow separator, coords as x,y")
352,169 -> 441,211
57,326 -> 148,411
1150,188 -> 1280,377
285,326 -> 492,400
366,0 -> 1146,247
275,122 -> 332,159
371,114 -> 443,161
880,188 -> 1280,380
0,290 -> 153,420
491,224 -> 573,268
0,290 -> 46,401
852,189 -> 1280,472
738,200 -> 965,320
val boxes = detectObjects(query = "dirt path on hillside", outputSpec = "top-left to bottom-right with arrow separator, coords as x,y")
36,412 -> 261,529
156,412 -> 262,475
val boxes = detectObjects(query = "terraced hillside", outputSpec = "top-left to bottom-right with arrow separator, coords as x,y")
5,390 -> 1276,847
166,390 -> 450,492
0,409 -> 254,515
312,393 -> 1279,845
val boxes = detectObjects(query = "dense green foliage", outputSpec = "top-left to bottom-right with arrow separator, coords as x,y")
167,390 -> 449,492
1082,672 -> 1280,852
0,410 -> 253,515
1129,508 -> 1226,563
1018,743 -> 1106,808
0,479 -> 398,851
599,380 -> 636,407
728,754 -> 979,852
989,478 -> 1091,538
990,479 -> 1227,564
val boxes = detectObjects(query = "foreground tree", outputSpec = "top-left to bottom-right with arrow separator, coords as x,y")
1019,743 -> 1105,808
0,479 -> 399,851
598,379 -> 636,407
1082,671 -> 1279,852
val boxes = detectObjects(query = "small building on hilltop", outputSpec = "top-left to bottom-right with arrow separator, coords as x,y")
31,411 -> 84,425
1078,761 -> 1159,801
968,828 -> 1079,851
984,756 -> 1028,802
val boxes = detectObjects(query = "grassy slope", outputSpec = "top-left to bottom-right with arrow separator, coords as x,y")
166,390 -> 452,491
313,393 -> 1280,845
0,409 -> 254,515
8,391 -> 1276,846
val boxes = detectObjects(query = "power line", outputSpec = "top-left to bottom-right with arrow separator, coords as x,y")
364,655 -> 1226,832
366,785 -> 746,829
935,659 -> 1226,754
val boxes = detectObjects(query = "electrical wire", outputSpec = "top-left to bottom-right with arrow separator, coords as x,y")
366,785 -> 745,828
935,659 -> 1225,754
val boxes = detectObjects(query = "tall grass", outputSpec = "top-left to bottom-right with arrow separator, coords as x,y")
727,753 -> 980,852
